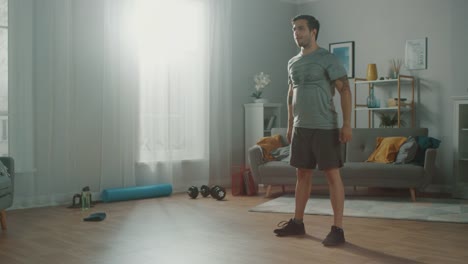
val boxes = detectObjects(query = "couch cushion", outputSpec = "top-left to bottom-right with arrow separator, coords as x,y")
271,145 -> 290,162
258,161 -> 296,185
341,162 -> 425,187
0,175 -> 12,197
366,137 -> 407,163
347,128 -> 428,162
413,136 -> 441,165
395,136 -> 418,164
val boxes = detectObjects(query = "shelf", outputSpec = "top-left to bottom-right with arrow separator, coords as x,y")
355,106 -> 412,111
354,75 -> 415,128
247,102 -> 281,107
354,79 -> 412,86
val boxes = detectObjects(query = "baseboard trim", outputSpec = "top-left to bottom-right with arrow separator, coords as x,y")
10,191 -> 101,210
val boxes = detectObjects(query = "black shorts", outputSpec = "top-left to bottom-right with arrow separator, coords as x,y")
290,127 -> 343,170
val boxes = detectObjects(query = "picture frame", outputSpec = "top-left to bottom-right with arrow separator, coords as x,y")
405,38 -> 427,70
329,41 -> 355,78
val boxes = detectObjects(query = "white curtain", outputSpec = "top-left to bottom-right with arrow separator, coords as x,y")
134,0 -> 209,189
133,0 -> 232,191
9,0 -> 232,208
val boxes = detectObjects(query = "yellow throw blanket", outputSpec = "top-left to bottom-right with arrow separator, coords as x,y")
256,134 -> 283,161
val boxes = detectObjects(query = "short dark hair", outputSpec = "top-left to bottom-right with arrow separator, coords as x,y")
292,15 -> 320,40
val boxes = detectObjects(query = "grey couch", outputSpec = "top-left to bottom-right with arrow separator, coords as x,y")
248,128 -> 437,201
0,157 -> 14,231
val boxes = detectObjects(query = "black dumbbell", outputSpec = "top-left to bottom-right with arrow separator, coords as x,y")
210,185 -> 226,201
200,185 -> 211,197
188,185 -> 212,199
187,186 -> 199,199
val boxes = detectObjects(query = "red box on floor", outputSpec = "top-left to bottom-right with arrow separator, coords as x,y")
231,165 -> 246,196
243,168 -> 257,196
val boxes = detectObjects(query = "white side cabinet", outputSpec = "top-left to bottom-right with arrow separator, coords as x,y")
244,103 -> 282,165
453,96 -> 468,199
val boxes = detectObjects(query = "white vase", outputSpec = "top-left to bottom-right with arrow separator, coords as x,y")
253,98 -> 269,103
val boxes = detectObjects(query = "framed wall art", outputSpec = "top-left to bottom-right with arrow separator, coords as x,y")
329,41 -> 355,78
405,38 -> 427,70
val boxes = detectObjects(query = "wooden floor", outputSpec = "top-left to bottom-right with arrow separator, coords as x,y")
1,187 -> 467,264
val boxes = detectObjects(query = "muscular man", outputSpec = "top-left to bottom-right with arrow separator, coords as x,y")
273,15 -> 352,247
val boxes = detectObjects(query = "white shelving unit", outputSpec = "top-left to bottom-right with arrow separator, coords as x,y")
244,103 -> 282,165
453,96 -> 468,199
354,75 -> 415,128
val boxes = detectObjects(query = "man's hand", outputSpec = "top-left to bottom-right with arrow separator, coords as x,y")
335,75 -> 352,143
287,127 -> 293,144
340,125 -> 352,143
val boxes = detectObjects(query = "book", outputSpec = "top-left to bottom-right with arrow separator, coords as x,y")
266,115 -> 276,131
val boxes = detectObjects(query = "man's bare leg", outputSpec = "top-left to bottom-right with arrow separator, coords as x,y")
324,168 -> 344,228
273,168 -> 311,236
295,168 -> 313,220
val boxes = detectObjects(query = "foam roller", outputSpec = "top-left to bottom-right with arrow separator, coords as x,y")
101,184 -> 172,203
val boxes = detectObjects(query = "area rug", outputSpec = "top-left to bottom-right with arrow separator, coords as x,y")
249,196 -> 468,223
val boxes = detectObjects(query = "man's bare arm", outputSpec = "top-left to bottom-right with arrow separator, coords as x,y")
286,83 -> 294,143
335,76 -> 352,142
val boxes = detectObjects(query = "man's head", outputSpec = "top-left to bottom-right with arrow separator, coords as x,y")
291,15 -> 320,48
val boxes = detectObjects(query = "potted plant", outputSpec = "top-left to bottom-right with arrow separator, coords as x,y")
376,112 -> 406,128
251,72 -> 271,103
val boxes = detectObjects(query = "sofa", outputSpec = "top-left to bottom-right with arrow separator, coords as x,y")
0,157 -> 14,231
248,128 -> 437,201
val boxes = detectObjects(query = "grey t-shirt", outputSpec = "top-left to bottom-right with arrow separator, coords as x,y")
288,48 -> 347,129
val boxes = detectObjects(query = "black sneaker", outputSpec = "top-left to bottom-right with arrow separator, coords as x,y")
322,226 -> 346,246
273,219 -> 305,237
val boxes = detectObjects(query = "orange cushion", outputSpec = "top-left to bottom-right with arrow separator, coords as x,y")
256,134 -> 283,161
366,137 -> 407,163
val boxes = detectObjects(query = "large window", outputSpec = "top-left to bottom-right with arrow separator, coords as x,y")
0,0 -> 7,156
134,0 -> 208,162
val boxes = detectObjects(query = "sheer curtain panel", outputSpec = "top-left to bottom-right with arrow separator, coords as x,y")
9,0 -> 231,208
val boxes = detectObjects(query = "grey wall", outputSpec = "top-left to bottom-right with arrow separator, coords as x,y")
231,0 -> 467,190
231,0 -> 297,167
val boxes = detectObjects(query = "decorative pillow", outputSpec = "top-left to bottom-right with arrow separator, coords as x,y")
413,136 -> 441,165
256,134 -> 283,161
270,145 -> 290,162
0,160 -> 9,178
366,137 -> 407,163
394,136 -> 418,164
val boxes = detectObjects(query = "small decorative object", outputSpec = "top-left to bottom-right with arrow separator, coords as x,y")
387,98 -> 408,107
251,72 -> 271,102
81,186 -> 92,211
390,58 -> 403,79
366,84 -> 379,108
366,63 -> 378,81
376,112 -> 406,128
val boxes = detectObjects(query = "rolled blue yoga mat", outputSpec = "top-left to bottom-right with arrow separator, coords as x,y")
101,184 -> 172,203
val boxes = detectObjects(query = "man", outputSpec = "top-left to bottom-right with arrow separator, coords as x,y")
273,15 -> 352,247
